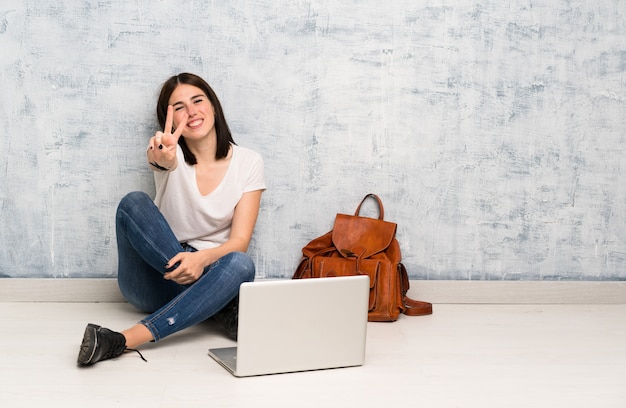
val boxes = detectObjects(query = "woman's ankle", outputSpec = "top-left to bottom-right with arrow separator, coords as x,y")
122,324 -> 154,349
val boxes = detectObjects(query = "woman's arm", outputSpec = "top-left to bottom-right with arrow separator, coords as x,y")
199,189 -> 263,260
163,189 -> 263,285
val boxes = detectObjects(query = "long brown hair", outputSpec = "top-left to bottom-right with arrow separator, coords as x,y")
156,73 -> 235,165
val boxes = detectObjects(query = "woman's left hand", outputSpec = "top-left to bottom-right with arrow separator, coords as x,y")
163,251 -> 212,285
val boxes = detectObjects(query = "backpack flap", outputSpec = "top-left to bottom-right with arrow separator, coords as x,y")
331,213 -> 397,259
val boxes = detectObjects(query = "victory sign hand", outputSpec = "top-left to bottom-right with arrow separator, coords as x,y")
148,105 -> 188,170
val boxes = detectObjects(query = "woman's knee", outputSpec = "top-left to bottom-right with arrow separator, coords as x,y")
118,191 -> 152,213
224,251 -> 256,282
116,191 -> 155,227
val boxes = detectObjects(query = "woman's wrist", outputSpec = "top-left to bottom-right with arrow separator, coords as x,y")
149,161 -> 172,171
147,151 -> 176,171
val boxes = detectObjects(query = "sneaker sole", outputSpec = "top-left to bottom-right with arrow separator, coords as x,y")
76,323 -> 100,366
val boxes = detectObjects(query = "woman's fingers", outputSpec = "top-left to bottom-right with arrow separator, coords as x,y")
163,252 -> 203,285
171,112 -> 188,142
164,105 -> 174,135
147,105 -> 186,169
161,106 -> 187,148
154,133 -> 162,148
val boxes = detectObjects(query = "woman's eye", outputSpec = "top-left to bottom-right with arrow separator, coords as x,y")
194,98 -> 203,104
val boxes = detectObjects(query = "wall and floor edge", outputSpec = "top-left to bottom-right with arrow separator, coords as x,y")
1,279 -> 624,304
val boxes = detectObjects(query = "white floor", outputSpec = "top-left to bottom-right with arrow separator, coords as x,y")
1,301 -> 625,408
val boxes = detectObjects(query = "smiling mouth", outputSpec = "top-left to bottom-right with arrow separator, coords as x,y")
187,119 -> 203,128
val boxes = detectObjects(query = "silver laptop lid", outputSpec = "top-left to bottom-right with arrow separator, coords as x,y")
211,275 -> 369,377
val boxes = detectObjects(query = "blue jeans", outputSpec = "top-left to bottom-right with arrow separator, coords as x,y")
115,191 -> 255,342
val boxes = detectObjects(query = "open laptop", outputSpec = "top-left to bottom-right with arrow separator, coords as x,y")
208,275 -> 370,377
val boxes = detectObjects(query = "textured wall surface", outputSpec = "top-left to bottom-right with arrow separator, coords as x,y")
1,1 -> 625,280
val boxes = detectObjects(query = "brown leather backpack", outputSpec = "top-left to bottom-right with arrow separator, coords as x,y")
293,194 -> 432,321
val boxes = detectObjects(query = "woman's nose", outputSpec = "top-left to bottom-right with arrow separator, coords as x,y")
186,105 -> 197,116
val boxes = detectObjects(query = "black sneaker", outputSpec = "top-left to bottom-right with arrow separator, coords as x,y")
213,297 -> 239,340
77,323 -> 146,366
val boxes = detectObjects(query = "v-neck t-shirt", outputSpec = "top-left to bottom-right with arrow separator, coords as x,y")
153,144 -> 266,250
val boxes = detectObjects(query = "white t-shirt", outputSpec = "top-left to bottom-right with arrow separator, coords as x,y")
153,144 -> 266,250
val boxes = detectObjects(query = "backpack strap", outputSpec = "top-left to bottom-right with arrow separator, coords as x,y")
403,296 -> 433,316
354,194 -> 385,219
399,263 -> 433,316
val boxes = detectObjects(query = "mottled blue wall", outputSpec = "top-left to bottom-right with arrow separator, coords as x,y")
1,1 -> 625,280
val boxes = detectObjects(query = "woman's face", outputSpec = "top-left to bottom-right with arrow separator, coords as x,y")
168,83 -> 216,140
